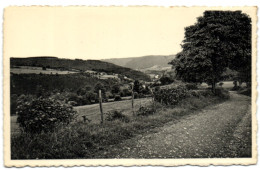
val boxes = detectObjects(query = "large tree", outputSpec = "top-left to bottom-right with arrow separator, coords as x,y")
170,11 -> 251,92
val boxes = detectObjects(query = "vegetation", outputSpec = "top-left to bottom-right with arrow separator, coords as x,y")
159,76 -> 175,85
105,110 -> 129,122
154,85 -> 189,105
170,11 -> 251,93
11,57 -> 151,81
11,88 -> 228,159
16,97 -> 77,134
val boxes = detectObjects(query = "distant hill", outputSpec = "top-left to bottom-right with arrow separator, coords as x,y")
103,55 -> 176,70
10,57 -> 151,81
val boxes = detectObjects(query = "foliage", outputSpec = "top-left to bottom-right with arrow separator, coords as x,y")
215,88 -> 230,99
160,76 -> 174,85
11,73 -> 116,96
122,88 -> 132,97
11,94 -> 18,115
154,85 -> 188,105
111,84 -> 120,94
16,97 -> 77,134
185,83 -> 198,90
94,82 -> 106,94
219,82 -> 224,87
133,80 -> 142,93
170,11 -> 251,92
136,106 -> 156,116
11,57 -> 151,81
114,95 -> 122,101
105,110 -> 129,122
11,93 -> 226,159
238,88 -> 251,97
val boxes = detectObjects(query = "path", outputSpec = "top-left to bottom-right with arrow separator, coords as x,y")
98,92 -> 251,158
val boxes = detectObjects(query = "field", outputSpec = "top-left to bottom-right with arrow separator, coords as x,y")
200,81 -> 246,89
11,68 -> 78,75
11,97 -> 152,133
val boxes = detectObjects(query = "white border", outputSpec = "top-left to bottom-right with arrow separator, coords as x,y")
1,0 -> 260,169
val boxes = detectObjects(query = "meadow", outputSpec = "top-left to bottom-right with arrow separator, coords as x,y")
11,97 -> 152,134
11,68 -> 78,75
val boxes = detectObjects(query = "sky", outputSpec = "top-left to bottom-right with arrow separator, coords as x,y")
4,7 -> 255,60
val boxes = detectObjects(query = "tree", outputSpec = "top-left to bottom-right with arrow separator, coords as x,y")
160,76 -> 174,85
170,11 -> 251,93
111,84 -> 120,94
133,80 -> 142,93
94,83 -> 106,94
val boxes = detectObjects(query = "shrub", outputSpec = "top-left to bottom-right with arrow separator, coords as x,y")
238,88 -> 251,97
197,90 -> 213,97
105,110 -> 129,122
114,95 -> 122,101
11,94 -> 18,115
136,106 -> 156,116
160,76 -> 174,85
231,85 -> 241,91
154,85 -> 188,105
16,97 -> 77,134
185,83 -> 198,90
215,88 -> 230,99
219,82 -> 224,87
189,90 -> 200,97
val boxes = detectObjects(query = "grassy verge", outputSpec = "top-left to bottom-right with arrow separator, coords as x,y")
11,91 -> 228,159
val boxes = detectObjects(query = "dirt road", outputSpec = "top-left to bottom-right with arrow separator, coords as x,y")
99,92 -> 251,158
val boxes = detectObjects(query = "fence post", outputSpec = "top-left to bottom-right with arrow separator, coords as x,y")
99,90 -> 104,124
149,87 -> 155,111
131,83 -> 135,116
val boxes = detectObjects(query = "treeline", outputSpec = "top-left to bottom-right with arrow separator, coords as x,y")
10,73 -> 151,114
10,73 -> 113,95
10,57 -> 151,81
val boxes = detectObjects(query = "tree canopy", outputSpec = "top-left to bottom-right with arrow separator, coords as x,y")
170,11 -> 251,92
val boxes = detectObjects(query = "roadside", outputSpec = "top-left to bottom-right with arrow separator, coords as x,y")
95,92 -> 251,158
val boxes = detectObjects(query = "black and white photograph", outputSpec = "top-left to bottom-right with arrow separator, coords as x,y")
3,6 -> 257,166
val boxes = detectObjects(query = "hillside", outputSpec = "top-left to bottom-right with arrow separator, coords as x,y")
103,55 -> 176,70
10,57 -> 151,81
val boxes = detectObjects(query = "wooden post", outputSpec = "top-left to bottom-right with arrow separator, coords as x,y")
131,83 -> 135,116
149,87 -> 155,112
99,90 -> 104,124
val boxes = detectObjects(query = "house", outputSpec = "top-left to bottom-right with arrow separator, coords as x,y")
99,74 -> 120,80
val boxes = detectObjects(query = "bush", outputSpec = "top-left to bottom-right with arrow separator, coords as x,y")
185,83 -> 198,90
189,90 -> 200,97
238,88 -> 251,97
105,110 -> 129,122
114,95 -> 122,101
160,76 -> 174,85
215,88 -> 230,99
136,106 -> 156,116
154,85 -> 188,105
16,97 -> 77,134
219,82 -> 224,87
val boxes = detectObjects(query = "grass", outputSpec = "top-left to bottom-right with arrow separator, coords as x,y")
11,91 -> 228,159
11,68 -> 78,75
11,97 -> 152,133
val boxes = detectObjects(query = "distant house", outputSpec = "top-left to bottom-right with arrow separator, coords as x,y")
99,74 -> 119,80
85,70 -> 96,74
99,72 -> 107,76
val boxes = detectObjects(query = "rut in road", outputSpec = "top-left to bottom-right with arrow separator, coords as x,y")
97,92 -> 251,158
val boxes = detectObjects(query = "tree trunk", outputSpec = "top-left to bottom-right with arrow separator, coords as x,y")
211,79 -> 216,94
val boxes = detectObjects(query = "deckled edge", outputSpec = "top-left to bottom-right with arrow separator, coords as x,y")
3,6 -> 258,167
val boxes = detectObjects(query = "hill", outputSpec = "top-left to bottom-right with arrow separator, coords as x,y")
103,55 -> 176,70
10,57 -> 151,81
